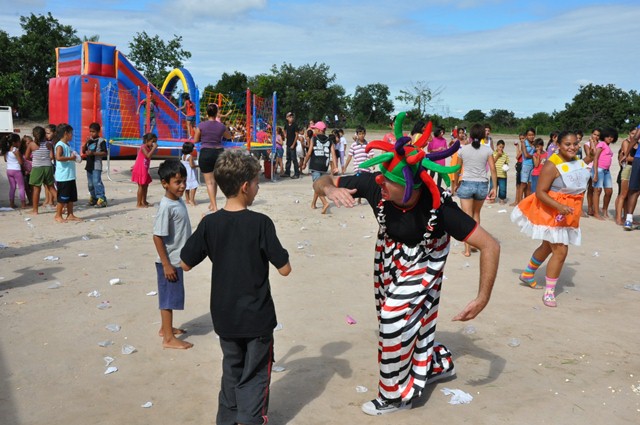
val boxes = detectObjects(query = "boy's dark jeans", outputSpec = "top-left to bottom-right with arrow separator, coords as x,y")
284,146 -> 300,176
497,177 -> 507,200
217,334 -> 273,425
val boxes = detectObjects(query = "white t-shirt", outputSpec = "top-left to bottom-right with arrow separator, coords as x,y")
6,147 -> 21,171
339,136 -> 347,153
459,144 -> 493,182
153,196 -> 192,267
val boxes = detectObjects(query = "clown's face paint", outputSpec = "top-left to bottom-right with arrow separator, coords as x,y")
376,174 -> 406,203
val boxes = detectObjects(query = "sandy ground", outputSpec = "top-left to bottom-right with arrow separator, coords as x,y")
1,130 -> 639,424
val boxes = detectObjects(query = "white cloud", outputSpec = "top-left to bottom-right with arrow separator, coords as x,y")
575,79 -> 593,87
161,0 -> 267,22
446,0 -> 506,10
97,3 -> 640,116
2,0 -> 46,6
1,1 -> 639,118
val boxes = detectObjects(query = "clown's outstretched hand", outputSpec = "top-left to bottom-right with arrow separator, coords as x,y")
325,185 -> 357,208
451,226 -> 499,322
313,175 -> 357,208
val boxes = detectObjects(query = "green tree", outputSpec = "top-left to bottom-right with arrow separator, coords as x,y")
2,13 -> 82,118
556,83 -> 632,131
127,32 -> 192,90
213,71 -> 248,98
349,83 -> 394,125
464,109 -> 486,123
396,81 -> 444,117
0,30 -> 21,111
251,62 -> 346,123
627,90 -> 640,132
247,73 -> 279,101
403,109 -> 424,126
528,112 -> 553,128
487,109 -> 516,129
82,35 -> 100,42
519,111 -> 558,134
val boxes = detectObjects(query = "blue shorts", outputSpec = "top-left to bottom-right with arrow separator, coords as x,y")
311,170 -> 327,182
186,115 -> 196,123
630,158 -> 640,191
520,162 -> 533,184
156,262 -> 185,310
457,180 -> 489,200
592,167 -> 612,189
275,145 -> 284,158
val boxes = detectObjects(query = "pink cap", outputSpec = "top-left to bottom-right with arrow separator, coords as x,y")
311,121 -> 327,131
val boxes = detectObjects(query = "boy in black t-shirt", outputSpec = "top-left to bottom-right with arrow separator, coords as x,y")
282,111 -> 300,178
180,150 -> 291,425
82,122 -> 108,207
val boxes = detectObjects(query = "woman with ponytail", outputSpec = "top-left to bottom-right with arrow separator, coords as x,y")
453,123 -> 497,256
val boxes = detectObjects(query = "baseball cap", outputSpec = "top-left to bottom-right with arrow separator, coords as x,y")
311,121 -> 327,131
286,112 -> 294,118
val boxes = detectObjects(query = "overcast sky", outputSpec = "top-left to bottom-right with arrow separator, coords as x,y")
2,0 -> 639,118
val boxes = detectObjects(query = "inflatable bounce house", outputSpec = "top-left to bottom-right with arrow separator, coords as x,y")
49,41 -> 200,158
49,40 -> 278,180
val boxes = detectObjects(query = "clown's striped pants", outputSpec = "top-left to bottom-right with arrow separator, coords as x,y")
373,232 -> 454,402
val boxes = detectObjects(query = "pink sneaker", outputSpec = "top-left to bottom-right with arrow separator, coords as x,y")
542,293 -> 557,307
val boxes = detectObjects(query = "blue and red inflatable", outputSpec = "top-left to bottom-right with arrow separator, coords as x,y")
49,42 -> 198,157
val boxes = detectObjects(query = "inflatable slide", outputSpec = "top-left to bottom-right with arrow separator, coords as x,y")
49,42 -> 197,158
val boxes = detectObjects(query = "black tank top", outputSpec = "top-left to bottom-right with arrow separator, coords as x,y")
629,143 -> 638,161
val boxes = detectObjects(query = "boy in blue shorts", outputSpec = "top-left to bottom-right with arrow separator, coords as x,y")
301,121 -> 337,213
153,159 -> 193,350
53,124 -> 81,223
181,150 -> 291,425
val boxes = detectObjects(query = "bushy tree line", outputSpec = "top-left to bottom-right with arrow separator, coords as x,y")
461,85 -> 640,135
0,13 -> 83,118
127,31 -> 191,90
2,12 -> 639,134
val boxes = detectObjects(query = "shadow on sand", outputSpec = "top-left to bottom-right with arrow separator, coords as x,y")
269,341 -> 352,424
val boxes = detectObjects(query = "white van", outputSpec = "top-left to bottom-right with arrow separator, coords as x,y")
0,106 -> 15,136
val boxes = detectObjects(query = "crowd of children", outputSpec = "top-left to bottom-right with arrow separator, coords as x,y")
505,125 -> 638,227
4,120 -> 638,226
2,122 -> 96,221
3,115 -> 640,423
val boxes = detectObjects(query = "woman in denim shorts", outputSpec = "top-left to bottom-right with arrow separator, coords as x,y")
453,124 -> 498,256
591,127 -> 617,220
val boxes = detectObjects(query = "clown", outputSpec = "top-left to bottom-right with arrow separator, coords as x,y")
313,112 -> 500,416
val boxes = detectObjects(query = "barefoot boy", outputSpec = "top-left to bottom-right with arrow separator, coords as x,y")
180,150 -> 291,424
153,159 -> 193,350
53,124 -> 81,223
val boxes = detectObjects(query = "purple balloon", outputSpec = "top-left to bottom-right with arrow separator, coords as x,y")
425,140 -> 460,162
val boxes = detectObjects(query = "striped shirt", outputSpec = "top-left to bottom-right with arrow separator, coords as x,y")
493,151 -> 509,178
348,141 -> 373,172
32,141 -> 53,168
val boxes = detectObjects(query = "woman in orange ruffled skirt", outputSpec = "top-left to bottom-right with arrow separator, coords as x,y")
511,131 -> 590,307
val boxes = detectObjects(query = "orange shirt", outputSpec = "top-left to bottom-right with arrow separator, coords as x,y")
185,100 -> 195,117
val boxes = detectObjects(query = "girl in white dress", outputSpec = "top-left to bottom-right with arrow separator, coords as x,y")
181,142 -> 199,206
